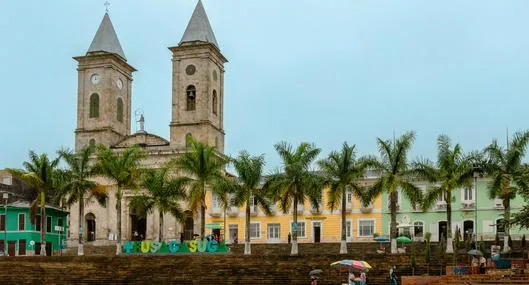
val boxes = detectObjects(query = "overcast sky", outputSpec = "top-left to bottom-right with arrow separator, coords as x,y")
2,0 -> 529,172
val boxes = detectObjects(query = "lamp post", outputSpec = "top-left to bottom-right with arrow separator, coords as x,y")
2,192 -> 8,256
473,171 -> 479,250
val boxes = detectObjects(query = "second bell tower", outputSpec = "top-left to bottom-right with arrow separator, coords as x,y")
169,0 -> 227,153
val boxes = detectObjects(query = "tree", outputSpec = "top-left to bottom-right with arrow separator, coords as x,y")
265,142 -> 323,255
483,131 -> 529,252
425,232 -> 431,275
218,151 -> 272,254
414,135 -> 475,253
363,132 -> 423,253
129,167 -> 186,242
57,147 -> 107,256
318,142 -> 371,254
93,145 -> 144,255
8,151 -> 60,256
171,138 -> 227,238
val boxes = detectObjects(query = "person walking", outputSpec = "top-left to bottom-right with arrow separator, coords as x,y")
360,271 -> 366,285
390,266 -> 398,285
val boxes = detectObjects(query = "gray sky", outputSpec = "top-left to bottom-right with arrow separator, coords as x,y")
1,1 -> 528,172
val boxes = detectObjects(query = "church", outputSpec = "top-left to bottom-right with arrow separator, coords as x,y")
68,0 -> 227,248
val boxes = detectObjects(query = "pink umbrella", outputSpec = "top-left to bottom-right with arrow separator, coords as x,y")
351,260 -> 365,271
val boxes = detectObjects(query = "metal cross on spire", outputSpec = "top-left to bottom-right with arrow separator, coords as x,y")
104,1 -> 110,13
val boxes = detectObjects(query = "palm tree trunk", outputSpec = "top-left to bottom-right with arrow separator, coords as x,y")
390,191 -> 397,254
40,191 -> 46,256
159,210 -> 164,242
446,191 -> 454,253
201,182 -> 206,238
78,194 -> 84,256
291,195 -> 299,255
244,200 -> 251,255
340,187 -> 347,254
116,187 -> 122,255
503,199 -> 511,252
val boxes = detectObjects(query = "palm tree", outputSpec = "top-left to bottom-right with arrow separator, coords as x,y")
171,138 -> 227,238
218,151 -> 271,255
265,142 -> 323,255
56,147 -> 107,256
93,145 -> 144,255
8,151 -> 60,256
364,132 -> 423,254
483,131 -> 529,252
414,135 -> 475,253
318,142 -> 371,254
129,167 -> 186,242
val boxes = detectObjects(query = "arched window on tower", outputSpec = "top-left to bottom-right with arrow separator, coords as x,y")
117,98 -> 124,122
185,133 -> 193,148
186,85 -> 196,111
212,90 -> 218,115
89,93 -> 99,118
89,139 -> 96,149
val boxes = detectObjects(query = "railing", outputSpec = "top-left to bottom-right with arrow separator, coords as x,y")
494,199 -> 504,209
360,204 -> 373,213
297,204 -> 304,214
250,205 -> 259,216
461,201 -> 476,211
310,206 -> 322,214
228,206 -> 239,217
346,202 -> 352,213
209,207 -> 222,217
436,202 -> 447,211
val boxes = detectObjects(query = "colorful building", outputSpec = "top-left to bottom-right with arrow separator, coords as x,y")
205,174 -> 384,244
0,173 -> 69,256
381,178 -> 529,242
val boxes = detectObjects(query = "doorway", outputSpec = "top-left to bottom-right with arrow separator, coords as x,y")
463,220 -> 474,241
7,241 -> 15,256
130,214 -> 146,241
184,211 -> 194,240
35,242 -> 52,256
438,221 -> 448,242
85,213 -> 96,242
229,225 -> 238,244
313,222 -> 322,243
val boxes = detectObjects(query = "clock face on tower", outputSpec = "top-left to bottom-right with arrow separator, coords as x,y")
90,73 -> 100,85
117,78 -> 123,90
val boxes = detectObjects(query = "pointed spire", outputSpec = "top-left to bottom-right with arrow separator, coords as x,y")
87,13 -> 126,60
179,0 -> 219,48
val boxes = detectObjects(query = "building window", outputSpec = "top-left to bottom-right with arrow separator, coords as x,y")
2,177 -> 12,185
496,218 -> 505,234
347,192 -> 352,203
0,215 -> 5,231
358,220 -> 375,237
186,85 -> 196,111
267,223 -> 280,240
46,216 -> 52,233
117,98 -> 124,122
185,133 -> 192,148
58,218 -> 63,227
250,223 -> 260,239
18,214 -> 25,231
414,221 -> 424,238
346,221 -> 352,238
212,90 -> 218,115
35,215 -> 41,231
464,187 -> 473,201
89,139 -> 96,149
89,93 -> 99,118
291,221 -> 306,238
212,193 -> 222,209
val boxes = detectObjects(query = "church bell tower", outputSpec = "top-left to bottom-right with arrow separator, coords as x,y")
169,0 -> 227,153
74,13 -> 136,151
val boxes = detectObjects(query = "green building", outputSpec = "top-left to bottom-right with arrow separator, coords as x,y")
381,178 -> 529,242
0,184 -> 68,256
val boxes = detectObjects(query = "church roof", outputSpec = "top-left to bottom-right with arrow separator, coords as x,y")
87,13 -> 127,60
179,0 -> 219,48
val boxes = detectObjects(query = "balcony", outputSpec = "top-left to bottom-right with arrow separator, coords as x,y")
346,202 -> 352,213
209,207 -> 222,217
228,206 -> 239,217
297,204 -> 304,214
360,204 -> 373,214
412,205 -> 423,212
269,205 -> 277,215
461,201 -> 476,211
436,202 -> 447,211
250,205 -> 259,216
311,206 -> 322,215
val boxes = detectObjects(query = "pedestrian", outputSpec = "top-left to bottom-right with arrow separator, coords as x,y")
360,271 -> 366,285
479,256 -> 486,274
348,271 -> 355,285
310,275 -> 319,285
390,266 -> 398,285
288,232 -> 292,244
233,233 -> 238,245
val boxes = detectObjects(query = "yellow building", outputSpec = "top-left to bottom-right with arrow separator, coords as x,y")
205,187 -> 382,244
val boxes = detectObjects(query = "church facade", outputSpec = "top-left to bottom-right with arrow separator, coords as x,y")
68,1 -> 226,247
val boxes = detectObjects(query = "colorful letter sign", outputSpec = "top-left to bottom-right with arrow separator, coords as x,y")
123,238 -> 229,255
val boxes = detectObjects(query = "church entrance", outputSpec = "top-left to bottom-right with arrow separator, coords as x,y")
130,213 -> 146,241
85,213 -> 96,242
184,211 -> 194,240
